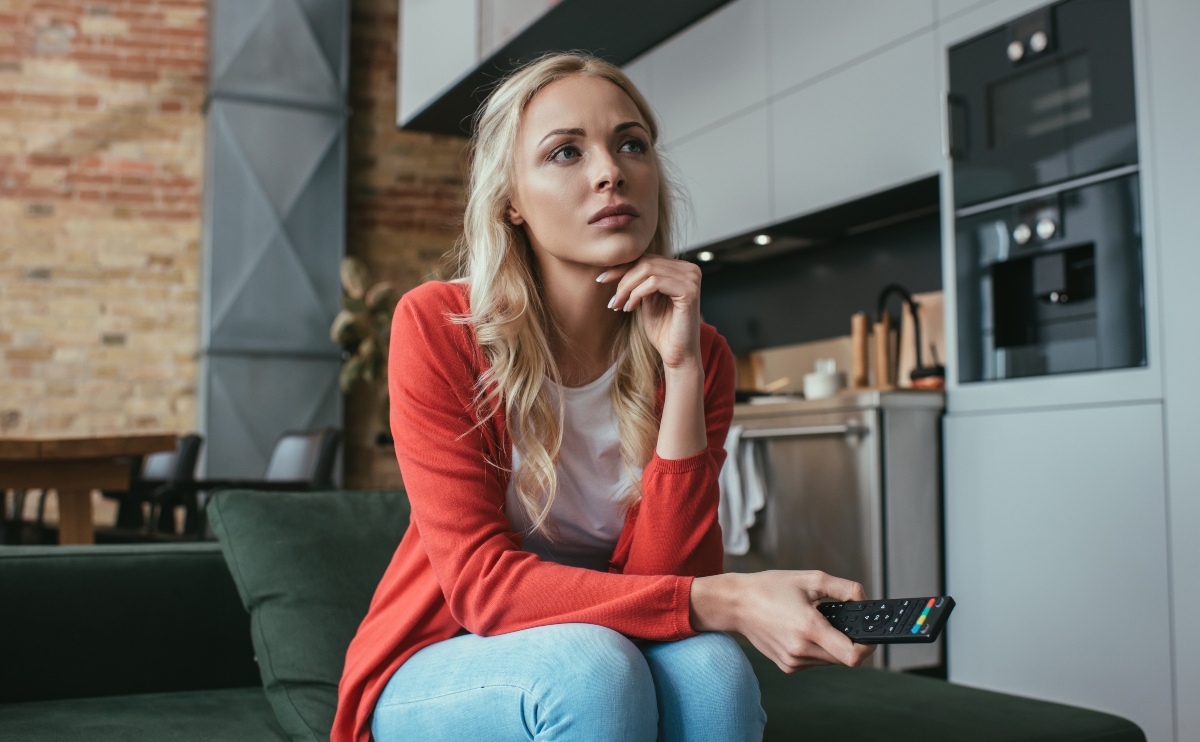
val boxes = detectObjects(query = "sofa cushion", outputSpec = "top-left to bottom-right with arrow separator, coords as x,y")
0,687 -> 287,742
206,490 -> 409,742
0,543 -> 259,703
739,639 -> 1145,742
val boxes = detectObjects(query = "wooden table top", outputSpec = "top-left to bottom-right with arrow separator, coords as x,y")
0,434 -> 178,461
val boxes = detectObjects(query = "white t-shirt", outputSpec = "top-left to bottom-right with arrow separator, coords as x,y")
504,361 -> 641,572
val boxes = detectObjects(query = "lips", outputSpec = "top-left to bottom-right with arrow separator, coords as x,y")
589,203 -> 640,227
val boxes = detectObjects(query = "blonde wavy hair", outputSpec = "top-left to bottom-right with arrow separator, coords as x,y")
446,53 -> 680,543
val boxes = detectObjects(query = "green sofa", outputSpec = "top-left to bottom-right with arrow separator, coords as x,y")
0,490 -> 1145,742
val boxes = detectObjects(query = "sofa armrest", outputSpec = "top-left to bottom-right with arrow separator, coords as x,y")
0,543 -> 260,703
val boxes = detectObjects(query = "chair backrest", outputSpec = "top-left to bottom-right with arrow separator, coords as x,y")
141,451 -> 177,482
139,433 -> 203,483
263,428 -> 341,488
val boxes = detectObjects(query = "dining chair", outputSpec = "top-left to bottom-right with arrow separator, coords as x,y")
96,434 -> 204,540
173,427 -> 343,539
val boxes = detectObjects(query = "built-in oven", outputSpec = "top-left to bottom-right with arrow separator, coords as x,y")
948,0 -> 1137,209
950,0 -> 1146,382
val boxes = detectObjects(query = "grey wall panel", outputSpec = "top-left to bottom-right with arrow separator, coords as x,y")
203,355 -> 342,479
202,0 -> 348,479
211,0 -> 346,107
205,100 -> 344,354
945,402 -> 1172,742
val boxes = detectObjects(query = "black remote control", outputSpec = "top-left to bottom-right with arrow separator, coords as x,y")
817,596 -> 954,644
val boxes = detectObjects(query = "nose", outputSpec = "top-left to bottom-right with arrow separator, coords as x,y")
590,147 -> 625,193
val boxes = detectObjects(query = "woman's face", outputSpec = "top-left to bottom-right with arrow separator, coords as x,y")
508,74 -> 660,271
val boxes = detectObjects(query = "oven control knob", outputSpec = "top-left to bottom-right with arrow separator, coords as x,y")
1029,31 -> 1049,53
1013,223 -> 1033,244
1007,40 -> 1025,61
1036,217 -> 1057,240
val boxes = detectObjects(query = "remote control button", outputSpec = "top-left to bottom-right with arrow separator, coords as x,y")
901,600 -> 911,607
851,629 -> 859,636
865,624 -> 877,631
877,603 -> 891,613
850,603 -> 865,611
886,625 -> 896,634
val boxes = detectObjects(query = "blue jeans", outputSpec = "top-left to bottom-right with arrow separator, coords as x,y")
371,623 -> 767,741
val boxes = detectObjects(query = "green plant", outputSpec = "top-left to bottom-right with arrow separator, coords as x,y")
331,257 -> 398,436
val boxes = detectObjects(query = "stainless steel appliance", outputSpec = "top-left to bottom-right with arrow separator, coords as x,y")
724,391 -> 945,671
949,0 -> 1146,382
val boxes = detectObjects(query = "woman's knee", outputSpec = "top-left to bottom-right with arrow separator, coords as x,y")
523,623 -> 658,739
643,631 -> 766,740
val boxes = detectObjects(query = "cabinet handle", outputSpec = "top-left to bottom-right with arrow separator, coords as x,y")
948,94 -> 969,159
740,424 -> 868,440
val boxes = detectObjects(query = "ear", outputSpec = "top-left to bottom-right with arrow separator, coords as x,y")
507,200 -> 525,226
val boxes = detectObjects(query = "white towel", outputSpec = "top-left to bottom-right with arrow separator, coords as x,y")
718,425 -> 767,555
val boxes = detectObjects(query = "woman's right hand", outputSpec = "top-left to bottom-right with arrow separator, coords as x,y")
689,570 -> 875,673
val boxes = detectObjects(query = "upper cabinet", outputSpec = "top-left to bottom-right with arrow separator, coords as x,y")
627,0 -> 943,250
632,0 -> 769,146
667,107 -> 772,249
767,0 -> 934,96
771,31 -> 942,222
398,0 -> 479,124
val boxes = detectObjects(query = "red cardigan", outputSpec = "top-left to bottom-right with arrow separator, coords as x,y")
332,280 -> 736,742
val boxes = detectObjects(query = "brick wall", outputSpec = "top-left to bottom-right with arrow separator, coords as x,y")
343,0 -> 468,489
0,0 -> 468,493
0,0 -> 207,436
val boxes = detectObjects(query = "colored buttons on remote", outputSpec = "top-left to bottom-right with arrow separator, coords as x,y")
817,597 -> 954,644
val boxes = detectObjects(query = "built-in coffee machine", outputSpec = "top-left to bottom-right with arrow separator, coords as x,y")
950,0 -> 1145,382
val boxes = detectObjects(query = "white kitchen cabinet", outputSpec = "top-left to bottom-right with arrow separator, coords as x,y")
398,0 -> 478,125
767,0 -> 934,97
771,30 -> 941,222
635,0 -> 769,147
935,0 -> 994,22
944,402 -> 1174,742
665,106 -> 770,251
1142,1 -> 1200,738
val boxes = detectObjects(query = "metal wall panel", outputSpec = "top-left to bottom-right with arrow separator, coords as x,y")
201,0 -> 348,478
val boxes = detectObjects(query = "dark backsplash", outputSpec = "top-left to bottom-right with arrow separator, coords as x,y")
699,210 -> 943,355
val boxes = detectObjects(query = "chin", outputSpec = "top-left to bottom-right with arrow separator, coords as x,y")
589,233 -> 651,266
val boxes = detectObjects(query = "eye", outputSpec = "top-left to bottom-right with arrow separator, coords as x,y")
619,137 -> 648,154
549,144 -> 581,162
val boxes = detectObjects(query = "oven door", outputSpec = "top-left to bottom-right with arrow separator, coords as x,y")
949,0 -> 1137,208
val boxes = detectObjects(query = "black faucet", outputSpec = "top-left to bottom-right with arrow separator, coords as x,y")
875,283 -> 944,383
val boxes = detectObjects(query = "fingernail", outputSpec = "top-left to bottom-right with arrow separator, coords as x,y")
596,271 -> 608,282
607,295 -> 616,309
622,301 -> 631,312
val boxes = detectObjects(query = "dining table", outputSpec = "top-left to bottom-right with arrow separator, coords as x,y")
0,433 -> 177,545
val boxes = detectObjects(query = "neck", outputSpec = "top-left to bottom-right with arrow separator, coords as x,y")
533,251 -> 623,386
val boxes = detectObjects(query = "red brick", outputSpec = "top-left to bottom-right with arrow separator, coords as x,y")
28,153 -> 72,167
108,67 -> 158,81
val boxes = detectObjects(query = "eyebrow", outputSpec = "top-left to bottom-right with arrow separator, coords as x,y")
537,121 -> 648,147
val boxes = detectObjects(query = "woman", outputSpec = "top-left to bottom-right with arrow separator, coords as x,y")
333,53 -> 873,742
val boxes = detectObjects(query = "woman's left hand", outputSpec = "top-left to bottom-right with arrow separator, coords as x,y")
599,255 -> 702,370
